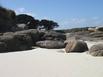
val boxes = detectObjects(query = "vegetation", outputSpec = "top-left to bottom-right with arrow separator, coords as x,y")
16,14 -> 59,30
0,6 -> 16,32
40,19 -> 59,30
0,6 -> 59,32
16,14 -> 40,29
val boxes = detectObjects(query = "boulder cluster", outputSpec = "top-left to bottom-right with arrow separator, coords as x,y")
0,29 -> 39,52
65,39 -> 88,53
36,31 -> 66,49
0,30 -> 66,52
0,28 -> 103,57
65,32 -> 103,57
89,44 -> 103,56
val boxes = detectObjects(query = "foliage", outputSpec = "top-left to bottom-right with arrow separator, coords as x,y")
16,14 -> 40,29
0,6 -> 16,32
40,19 -> 59,30
0,6 -> 59,32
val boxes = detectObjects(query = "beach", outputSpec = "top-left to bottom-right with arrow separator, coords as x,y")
1,1 -> 103,77
0,41 -> 103,77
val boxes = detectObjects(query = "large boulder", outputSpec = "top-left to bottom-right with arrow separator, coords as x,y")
36,40 -> 65,49
42,31 -> 66,41
15,29 -> 40,44
0,29 -> 40,52
89,44 -> 103,56
0,42 -> 7,52
65,40 -> 88,53
0,32 -> 33,52
13,33 -> 33,51
0,35 -> 16,51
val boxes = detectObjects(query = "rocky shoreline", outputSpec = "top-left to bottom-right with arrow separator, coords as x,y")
0,28 -> 103,56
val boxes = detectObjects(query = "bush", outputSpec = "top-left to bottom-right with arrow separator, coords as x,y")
0,6 -> 16,32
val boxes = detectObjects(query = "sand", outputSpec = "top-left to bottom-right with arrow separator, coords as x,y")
0,41 -> 103,77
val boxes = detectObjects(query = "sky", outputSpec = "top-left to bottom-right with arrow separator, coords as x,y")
0,0 -> 103,29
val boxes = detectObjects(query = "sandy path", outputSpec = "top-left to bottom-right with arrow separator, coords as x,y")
0,41 -> 103,77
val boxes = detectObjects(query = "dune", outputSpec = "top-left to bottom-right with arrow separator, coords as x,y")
0,41 -> 103,77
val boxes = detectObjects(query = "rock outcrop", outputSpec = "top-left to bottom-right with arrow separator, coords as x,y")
42,31 -> 66,41
0,42 -> 6,52
0,33 -> 33,52
65,39 -> 88,53
15,29 -> 40,44
89,44 -> 103,56
36,40 -> 65,49
0,29 -> 40,52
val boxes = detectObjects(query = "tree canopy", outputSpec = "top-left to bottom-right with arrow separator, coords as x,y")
0,6 -> 16,32
16,14 -> 34,24
0,6 -> 59,32
40,19 -> 59,30
16,14 -> 59,30
16,14 -> 40,29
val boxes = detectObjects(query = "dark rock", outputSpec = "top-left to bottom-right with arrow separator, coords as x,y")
42,31 -> 66,41
13,33 -> 33,50
65,40 -> 88,53
89,44 -> 103,56
0,32 -> 33,52
0,35 -> 16,51
36,40 -> 65,49
15,29 -> 39,44
38,30 -> 46,41
0,42 -> 6,52
0,29 -> 40,52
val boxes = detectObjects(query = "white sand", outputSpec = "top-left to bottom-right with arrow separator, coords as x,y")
0,41 -> 103,77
